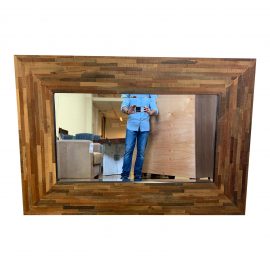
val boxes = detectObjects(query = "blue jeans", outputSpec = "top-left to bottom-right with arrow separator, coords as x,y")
121,128 -> 150,179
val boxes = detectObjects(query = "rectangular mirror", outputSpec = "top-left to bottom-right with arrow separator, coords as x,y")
15,55 -> 255,214
54,93 -> 218,183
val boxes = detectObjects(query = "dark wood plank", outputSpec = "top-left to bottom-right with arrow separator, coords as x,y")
195,95 -> 218,178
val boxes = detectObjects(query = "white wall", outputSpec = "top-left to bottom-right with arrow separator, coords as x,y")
1,1 -> 270,270
54,93 -> 93,136
54,93 -> 107,137
85,95 -> 93,133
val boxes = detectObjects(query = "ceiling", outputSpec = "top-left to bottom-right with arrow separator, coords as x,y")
93,99 -> 128,120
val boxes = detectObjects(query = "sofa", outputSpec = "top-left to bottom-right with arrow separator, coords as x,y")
60,133 -> 101,141
56,140 -> 103,180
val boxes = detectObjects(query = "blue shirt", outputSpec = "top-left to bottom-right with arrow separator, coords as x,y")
120,94 -> 159,131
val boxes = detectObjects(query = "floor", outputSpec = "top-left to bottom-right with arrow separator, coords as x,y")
58,174 -> 212,183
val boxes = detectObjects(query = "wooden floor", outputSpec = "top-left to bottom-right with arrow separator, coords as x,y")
30,182 -> 242,215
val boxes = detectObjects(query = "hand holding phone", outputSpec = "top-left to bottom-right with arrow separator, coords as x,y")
144,106 -> 155,115
144,106 -> 150,113
127,105 -> 136,114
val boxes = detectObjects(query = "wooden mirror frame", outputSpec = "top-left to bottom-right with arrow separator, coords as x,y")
14,55 -> 256,215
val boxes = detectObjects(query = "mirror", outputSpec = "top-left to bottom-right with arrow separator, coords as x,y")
54,93 -> 218,183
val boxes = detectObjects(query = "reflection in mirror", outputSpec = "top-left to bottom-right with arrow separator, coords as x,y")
54,93 -> 218,183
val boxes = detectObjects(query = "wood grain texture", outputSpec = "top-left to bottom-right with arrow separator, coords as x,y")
195,95 -> 218,178
140,95 -> 196,177
14,55 -> 256,215
33,182 -> 241,215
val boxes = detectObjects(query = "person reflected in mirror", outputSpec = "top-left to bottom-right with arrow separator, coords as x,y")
120,94 -> 159,182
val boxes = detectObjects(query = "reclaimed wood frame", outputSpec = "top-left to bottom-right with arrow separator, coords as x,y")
14,55 -> 256,215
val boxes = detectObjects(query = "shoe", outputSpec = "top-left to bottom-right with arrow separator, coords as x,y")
121,177 -> 130,182
134,177 -> 142,182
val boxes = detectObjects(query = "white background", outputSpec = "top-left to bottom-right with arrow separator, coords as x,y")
0,1 -> 270,269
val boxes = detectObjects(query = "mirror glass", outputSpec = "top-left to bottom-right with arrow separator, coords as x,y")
54,93 -> 218,183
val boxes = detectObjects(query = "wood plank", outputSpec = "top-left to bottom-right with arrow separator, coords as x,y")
133,95 -> 196,178
195,95 -> 218,178
14,55 -> 256,215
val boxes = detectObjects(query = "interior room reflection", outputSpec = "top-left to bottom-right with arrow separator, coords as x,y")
54,93 -> 218,183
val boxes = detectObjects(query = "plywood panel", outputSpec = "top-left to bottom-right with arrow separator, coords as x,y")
130,95 -> 195,177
